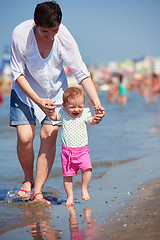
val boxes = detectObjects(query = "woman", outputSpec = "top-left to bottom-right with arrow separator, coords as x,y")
10,1 -> 105,204
117,73 -> 128,105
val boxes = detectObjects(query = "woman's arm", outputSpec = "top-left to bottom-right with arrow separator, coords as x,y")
80,76 -> 105,123
80,76 -> 101,106
16,74 -> 56,118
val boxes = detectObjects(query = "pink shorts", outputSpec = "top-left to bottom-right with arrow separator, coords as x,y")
61,145 -> 92,177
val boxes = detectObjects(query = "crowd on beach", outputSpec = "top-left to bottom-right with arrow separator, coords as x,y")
102,72 -> 160,106
1,71 -> 160,107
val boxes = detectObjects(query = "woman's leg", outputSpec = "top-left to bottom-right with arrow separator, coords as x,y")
122,95 -> 127,105
63,176 -> 74,206
17,124 -> 35,196
81,169 -> 92,201
32,124 -> 59,202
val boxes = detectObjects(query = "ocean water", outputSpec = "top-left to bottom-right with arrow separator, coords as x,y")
0,92 -> 160,239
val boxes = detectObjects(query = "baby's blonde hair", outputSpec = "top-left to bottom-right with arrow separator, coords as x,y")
63,87 -> 85,104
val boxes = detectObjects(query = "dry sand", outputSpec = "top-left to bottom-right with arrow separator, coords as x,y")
95,178 -> 160,240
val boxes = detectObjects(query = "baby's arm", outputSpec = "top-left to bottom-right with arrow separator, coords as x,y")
49,108 -> 58,121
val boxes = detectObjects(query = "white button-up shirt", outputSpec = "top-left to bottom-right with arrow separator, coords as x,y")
10,20 -> 90,122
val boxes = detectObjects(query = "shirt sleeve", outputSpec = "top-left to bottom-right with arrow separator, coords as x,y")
57,24 -> 90,83
84,108 -> 93,124
57,107 -> 63,121
10,27 -> 26,82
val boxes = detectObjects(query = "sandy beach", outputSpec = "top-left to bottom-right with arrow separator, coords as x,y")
96,178 -> 160,240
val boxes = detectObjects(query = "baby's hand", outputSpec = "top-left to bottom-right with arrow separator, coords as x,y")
49,107 -> 57,121
93,106 -> 105,124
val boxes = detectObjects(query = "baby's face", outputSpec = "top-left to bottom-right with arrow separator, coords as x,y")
63,96 -> 84,118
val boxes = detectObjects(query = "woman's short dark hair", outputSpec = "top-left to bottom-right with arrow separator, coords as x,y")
34,1 -> 62,27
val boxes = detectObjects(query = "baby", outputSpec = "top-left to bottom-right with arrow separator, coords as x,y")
51,86 -> 101,206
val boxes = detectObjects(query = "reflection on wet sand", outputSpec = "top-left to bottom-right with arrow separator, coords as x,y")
67,206 -> 98,240
26,220 -> 60,240
24,203 -> 62,240
25,204 -> 99,240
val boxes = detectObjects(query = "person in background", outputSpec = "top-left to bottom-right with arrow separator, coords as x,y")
107,78 -> 119,104
10,1 -> 105,204
0,81 -> 4,106
50,87 -> 102,206
117,73 -> 128,105
147,73 -> 160,103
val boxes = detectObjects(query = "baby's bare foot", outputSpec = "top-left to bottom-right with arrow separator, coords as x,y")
82,189 -> 90,201
66,196 -> 74,207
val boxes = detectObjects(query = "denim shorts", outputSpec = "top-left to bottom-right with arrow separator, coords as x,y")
10,89 -> 60,127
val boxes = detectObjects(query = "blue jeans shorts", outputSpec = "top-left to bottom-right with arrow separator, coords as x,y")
10,89 -> 60,127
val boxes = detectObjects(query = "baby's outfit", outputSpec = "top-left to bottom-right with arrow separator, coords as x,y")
57,107 -> 93,176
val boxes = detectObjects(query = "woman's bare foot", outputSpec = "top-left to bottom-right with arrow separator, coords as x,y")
82,188 -> 90,201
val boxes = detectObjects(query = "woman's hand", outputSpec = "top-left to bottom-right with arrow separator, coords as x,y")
16,75 -> 56,119
37,98 -> 56,118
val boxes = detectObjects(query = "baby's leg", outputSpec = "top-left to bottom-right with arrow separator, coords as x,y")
81,169 -> 92,201
67,206 -> 78,232
63,176 -> 74,206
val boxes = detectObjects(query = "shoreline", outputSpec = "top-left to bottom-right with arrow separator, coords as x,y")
96,178 -> 160,240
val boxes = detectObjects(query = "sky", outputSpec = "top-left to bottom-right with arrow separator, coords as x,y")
0,0 -> 160,65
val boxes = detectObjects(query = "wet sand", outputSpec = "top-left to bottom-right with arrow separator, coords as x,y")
96,178 -> 160,240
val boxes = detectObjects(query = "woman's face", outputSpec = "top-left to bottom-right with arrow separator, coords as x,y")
37,24 -> 59,41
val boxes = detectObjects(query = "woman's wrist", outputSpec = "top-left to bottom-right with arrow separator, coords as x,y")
34,95 -> 42,106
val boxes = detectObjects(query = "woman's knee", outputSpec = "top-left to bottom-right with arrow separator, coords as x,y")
17,125 -> 35,145
40,125 -> 59,145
